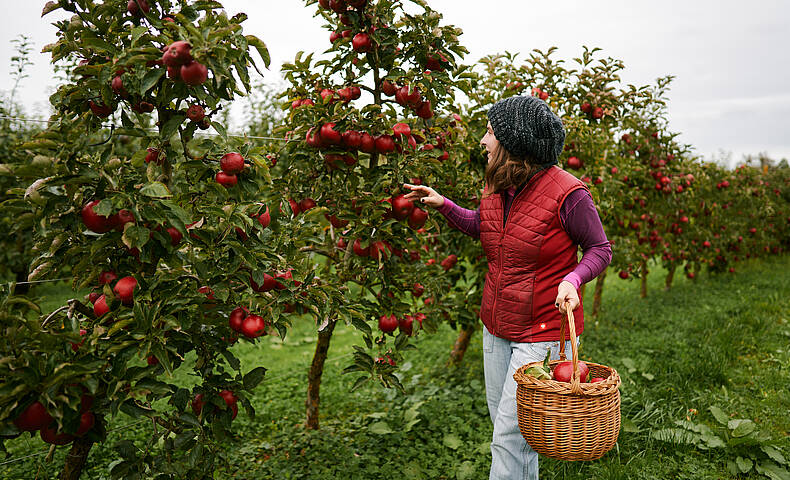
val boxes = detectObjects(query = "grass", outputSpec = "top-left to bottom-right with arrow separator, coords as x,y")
2,255 -> 789,479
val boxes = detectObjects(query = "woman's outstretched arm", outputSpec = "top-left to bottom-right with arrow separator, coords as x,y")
402,183 -> 480,240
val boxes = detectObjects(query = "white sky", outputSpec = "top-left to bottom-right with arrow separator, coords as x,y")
2,0 -> 789,166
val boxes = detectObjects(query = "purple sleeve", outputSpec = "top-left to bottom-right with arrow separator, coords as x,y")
436,197 -> 480,240
559,189 -> 612,290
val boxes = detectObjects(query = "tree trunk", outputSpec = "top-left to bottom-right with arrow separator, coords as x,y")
447,322 -> 476,367
592,267 -> 607,317
305,320 -> 337,430
664,264 -> 676,291
640,260 -> 648,298
60,435 -> 94,480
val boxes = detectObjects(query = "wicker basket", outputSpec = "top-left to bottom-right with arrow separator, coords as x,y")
513,303 -> 621,461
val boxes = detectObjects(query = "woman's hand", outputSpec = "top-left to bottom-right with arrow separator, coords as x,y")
555,281 -> 579,314
402,183 -> 444,208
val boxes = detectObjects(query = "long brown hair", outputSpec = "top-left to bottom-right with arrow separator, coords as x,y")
482,143 -> 539,199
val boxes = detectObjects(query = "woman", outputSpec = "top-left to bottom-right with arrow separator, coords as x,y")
403,95 -> 611,480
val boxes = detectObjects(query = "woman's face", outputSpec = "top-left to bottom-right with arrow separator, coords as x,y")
480,121 -> 499,163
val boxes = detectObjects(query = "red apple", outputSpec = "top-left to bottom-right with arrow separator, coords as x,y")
166,227 -> 182,246
440,254 -> 458,271
145,148 -> 163,164
71,329 -> 88,352
75,412 -> 95,436
390,194 -> 414,220
186,104 -> 205,122
219,390 -> 238,419
99,270 -> 118,286
113,276 -> 137,305
341,130 -> 362,150
94,295 -> 110,317
398,315 -> 414,336
408,207 -> 428,229
378,314 -> 398,333
255,207 -> 271,229
412,283 -> 424,297
566,157 -> 582,170
82,200 -> 114,233
299,198 -> 317,212
352,33 -> 372,52
353,238 -> 370,257
127,0 -> 150,16
590,377 -> 605,383
110,209 -> 135,232
375,134 -> 395,154
381,80 -> 397,96
359,132 -> 376,153
392,122 -> 411,138
40,424 -> 75,445
320,123 -> 342,145
180,61 -> 208,86
229,306 -> 249,333
13,401 -> 52,432
162,41 -> 192,67
192,393 -> 205,415
111,76 -> 126,96
241,315 -> 266,338
216,171 -> 238,187
220,152 -> 245,174
415,100 -> 433,119
552,361 -> 589,383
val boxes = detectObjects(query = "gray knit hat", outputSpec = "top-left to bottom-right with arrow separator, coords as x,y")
486,95 -> 565,165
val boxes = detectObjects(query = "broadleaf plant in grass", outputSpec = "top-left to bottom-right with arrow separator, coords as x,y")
650,405 -> 789,479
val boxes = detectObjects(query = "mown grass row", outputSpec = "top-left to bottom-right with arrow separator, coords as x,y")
3,255 -> 789,479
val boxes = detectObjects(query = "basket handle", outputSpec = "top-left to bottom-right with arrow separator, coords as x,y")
557,301 -> 584,394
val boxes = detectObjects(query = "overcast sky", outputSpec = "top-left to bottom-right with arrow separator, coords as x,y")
2,1 -> 789,166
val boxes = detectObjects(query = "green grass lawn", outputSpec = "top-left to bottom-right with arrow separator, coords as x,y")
3,255 -> 789,479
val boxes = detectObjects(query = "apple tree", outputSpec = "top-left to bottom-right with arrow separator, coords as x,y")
270,0 -> 474,428
0,1 -> 289,478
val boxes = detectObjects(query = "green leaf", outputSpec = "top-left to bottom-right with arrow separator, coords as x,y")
368,421 -> 392,435
728,419 -> 756,437
443,433 -> 462,450
243,367 -> 267,390
140,182 -> 172,198
756,461 -> 790,480
456,461 -> 476,480
709,405 -> 729,425
621,417 -> 640,433
650,428 -> 698,445
736,456 -> 753,473
141,68 -> 165,94
700,432 -> 725,449
245,35 -> 270,67
122,225 -> 150,249
762,446 -> 788,465
120,399 -> 154,418
160,115 -> 185,140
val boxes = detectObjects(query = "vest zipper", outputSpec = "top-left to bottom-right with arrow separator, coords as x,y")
490,169 -> 549,337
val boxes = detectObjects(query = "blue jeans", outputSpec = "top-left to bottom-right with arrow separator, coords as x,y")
483,325 -> 578,480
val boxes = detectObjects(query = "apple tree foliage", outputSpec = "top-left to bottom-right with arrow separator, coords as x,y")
268,0 -> 479,425
0,0 -> 289,478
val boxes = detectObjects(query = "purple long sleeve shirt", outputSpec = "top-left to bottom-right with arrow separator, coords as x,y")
437,187 -> 612,290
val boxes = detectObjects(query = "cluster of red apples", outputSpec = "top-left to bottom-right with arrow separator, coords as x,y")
215,152 -> 245,187
13,393 -> 95,445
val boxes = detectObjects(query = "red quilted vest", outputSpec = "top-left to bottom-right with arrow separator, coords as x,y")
479,166 -> 588,343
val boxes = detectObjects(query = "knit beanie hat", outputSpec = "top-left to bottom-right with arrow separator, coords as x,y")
486,95 -> 566,165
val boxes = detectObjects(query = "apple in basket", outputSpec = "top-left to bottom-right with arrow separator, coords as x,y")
552,361 -> 589,383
